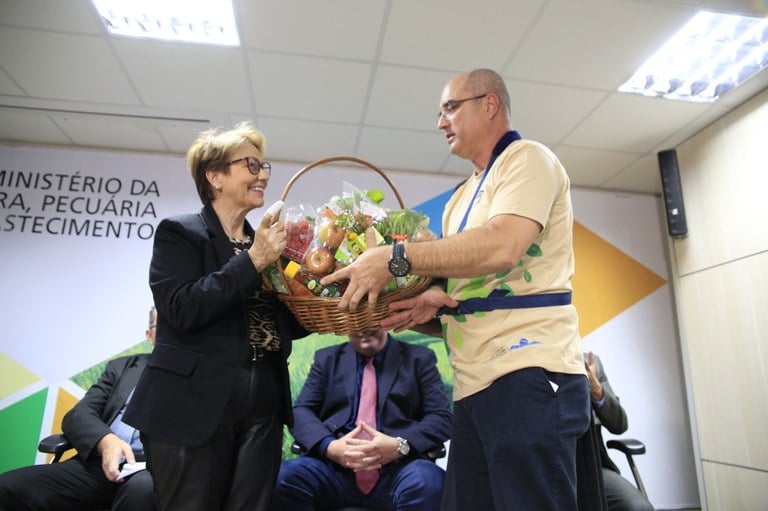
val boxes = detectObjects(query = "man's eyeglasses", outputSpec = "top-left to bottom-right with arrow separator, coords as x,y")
436,93 -> 488,121
228,156 -> 271,177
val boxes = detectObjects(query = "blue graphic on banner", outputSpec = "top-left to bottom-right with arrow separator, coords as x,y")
412,188 -> 454,237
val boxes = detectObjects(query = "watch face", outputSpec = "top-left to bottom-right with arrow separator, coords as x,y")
388,243 -> 411,277
388,258 -> 411,277
397,437 -> 410,456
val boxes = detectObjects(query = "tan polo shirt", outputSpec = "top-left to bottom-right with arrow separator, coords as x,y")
441,139 -> 585,401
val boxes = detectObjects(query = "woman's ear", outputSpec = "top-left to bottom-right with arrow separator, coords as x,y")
206,169 -> 222,192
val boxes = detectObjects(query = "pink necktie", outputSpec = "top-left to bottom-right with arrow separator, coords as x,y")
355,357 -> 379,494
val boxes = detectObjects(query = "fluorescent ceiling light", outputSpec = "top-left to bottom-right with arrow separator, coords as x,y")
619,11 -> 768,102
91,0 -> 240,46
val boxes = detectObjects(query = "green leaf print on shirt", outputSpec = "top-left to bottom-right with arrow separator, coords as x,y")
517,243 -> 542,285
526,243 -> 542,257
453,327 -> 463,348
500,282 -> 515,295
458,275 -> 490,300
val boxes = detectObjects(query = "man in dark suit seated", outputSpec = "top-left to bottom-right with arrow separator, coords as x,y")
0,307 -> 157,511
272,328 -> 452,511
586,351 -> 654,511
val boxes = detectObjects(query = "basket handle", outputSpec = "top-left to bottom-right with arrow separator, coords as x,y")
280,156 -> 405,208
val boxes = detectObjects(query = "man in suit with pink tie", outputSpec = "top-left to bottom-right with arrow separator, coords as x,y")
271,328 -> 452,511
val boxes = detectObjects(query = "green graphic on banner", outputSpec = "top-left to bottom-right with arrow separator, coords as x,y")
0,388 -> 48,473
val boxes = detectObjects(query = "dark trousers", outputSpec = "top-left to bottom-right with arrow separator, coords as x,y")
603,469 -> 654,511
273,456 -> 445,511
143,361 -> 284,511
441,367 -> 591,511
0,457 -> 155,511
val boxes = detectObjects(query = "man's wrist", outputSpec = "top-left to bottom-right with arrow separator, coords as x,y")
591,395 -> 606,409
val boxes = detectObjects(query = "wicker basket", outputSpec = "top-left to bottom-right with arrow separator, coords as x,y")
276,156 -> 432,335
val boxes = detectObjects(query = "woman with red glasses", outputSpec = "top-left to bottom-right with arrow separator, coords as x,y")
124,122 -> 308,511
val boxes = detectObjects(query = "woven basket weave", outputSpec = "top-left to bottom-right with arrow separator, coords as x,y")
276,156 -> 431,335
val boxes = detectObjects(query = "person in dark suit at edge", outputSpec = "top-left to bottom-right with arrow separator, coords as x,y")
271,328 -> 452,511
586,351 -> 654,511
0,307 -> 158,511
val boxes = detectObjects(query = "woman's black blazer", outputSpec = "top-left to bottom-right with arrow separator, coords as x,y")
124,204 -> 308,447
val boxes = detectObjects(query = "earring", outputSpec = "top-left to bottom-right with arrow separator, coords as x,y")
215,185 -> 222,192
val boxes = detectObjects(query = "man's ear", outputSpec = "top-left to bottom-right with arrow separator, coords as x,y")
486,93 -> 500,118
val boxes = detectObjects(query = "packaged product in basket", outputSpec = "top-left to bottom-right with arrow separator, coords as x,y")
272,180 -> 436,298
284,260 -> 347,298
282,204 -> 315,263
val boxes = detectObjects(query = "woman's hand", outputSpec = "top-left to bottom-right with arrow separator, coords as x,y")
248,210 -> 286,272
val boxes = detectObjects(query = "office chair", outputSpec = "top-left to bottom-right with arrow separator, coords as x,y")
290,441 -> 446,511
38,433 -> 73,463
606,438 -> 648,498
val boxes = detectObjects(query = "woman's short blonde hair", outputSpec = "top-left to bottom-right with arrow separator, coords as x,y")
186,121 -> 266,204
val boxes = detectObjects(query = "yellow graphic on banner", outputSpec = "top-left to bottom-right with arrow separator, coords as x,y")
572,221 -> 667,337
45,387 -> 80,462
0,353 -> 40,399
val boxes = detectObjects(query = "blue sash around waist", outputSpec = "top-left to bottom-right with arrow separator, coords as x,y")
437,289 -> 572,317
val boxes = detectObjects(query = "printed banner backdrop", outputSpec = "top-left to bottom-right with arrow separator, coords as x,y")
0,144 -> 698,508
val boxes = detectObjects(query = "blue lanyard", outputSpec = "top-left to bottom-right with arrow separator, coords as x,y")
456,130 -> 522,233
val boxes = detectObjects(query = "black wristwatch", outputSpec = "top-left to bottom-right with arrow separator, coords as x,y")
388,243 -> 411,277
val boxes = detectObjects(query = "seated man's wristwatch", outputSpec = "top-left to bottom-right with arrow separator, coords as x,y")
396,436 -> 410,457
388,243 -> 411,277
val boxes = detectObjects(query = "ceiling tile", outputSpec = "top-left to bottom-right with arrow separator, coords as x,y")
254,117 -> 359,164
0,28 -> 139,104
54,115 -> 169,152
380,0 -> 542,70
0,0 -> 103,33
156,123 -> 218,155
0,109 -> 71,145
366,66 -> 454,129
506,80 -> 608,144
506,0 -> 695,89
601,154 -> 662,194
0,70 -> 24,95
357,127 -> 451,172
238,0 -> 387,59
112,39 -> 251,112
248,52 -> 372,123
563,92 -> 712,152
554,145 -> 642,188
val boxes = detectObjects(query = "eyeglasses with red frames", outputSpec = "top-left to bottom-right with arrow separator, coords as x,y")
228,156 -> 271,177
436,93 -> 489,121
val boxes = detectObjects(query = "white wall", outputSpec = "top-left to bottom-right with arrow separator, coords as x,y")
573,189 -> 699,509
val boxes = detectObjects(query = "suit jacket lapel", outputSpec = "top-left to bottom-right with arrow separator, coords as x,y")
103,356 -> 148,425
199,204 -> 256,268
377,337 -> 401,414
340,344 -> 358,412
200,204 -> 234,267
